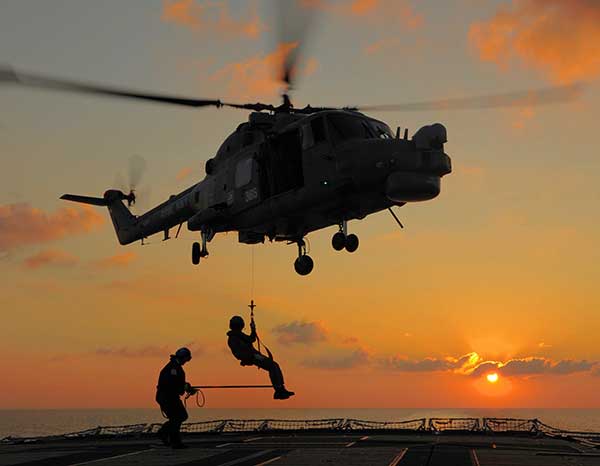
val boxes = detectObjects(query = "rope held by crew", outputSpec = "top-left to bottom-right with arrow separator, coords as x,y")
183,384 -> 273,408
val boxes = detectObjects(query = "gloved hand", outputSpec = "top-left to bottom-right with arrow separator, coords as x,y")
250,320 -> 256,332
184,382 -> 197,395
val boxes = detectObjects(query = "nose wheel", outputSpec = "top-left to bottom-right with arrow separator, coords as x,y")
331,221 -> 359,253
293,239 -> 314,275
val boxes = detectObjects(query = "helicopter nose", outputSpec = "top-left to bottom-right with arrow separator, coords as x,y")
385,172 -> 441,203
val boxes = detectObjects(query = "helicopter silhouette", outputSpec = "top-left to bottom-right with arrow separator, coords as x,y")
0,4 -> 582,275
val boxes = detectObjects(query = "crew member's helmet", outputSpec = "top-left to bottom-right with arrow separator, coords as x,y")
175,347 -> 192,362
229,315 -> 245,330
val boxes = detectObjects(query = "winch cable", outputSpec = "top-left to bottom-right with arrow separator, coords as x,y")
248,247 -> 273,360
249,246 -> 260,354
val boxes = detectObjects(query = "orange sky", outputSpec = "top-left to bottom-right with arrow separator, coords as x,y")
1,0 -> 600,409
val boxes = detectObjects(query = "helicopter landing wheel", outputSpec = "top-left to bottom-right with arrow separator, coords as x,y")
192,242 -> 201,265
345,234 -> 359,253
294,255 -> 314,275
332,232 -> 346,251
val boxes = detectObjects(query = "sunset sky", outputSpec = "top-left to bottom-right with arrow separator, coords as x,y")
1,0 -> 600,409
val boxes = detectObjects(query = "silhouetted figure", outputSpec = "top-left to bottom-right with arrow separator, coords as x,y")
155,347 -> 195,448
227,315 -> 295,400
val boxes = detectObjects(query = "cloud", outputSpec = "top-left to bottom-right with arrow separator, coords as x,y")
23,249 -> 79,270
272,320 -> 328,345
210,42 -> 318,100
95,341 -> 202,359
383,351 -> 483,374
511,106 -> 536,130
363,37 -> 401,55
469,0 -> 600,83
93,252 -> 137,269
0,203 -> 104,252
161,0 -> 266,40
384,351 -> 596,378
305,0 -> 423,29
342,336 -> 359,345
385,356 -> 453,372
176,166 -> 194,182
303,347 -> 370,370
95,345 -> 169,358
498,357 -> 594,377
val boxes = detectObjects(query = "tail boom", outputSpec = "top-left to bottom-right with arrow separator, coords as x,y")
61,190 -> 138,245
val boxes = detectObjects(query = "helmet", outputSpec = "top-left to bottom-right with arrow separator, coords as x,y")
175,347 -> 192,362
229,315 -> 245,330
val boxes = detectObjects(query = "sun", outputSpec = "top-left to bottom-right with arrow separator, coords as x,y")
486,372 -> 499,383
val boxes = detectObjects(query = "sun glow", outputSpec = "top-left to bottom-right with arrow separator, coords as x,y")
486,372 -> 499,383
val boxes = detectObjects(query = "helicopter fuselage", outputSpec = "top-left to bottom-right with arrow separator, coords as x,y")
104,110 -> 451,251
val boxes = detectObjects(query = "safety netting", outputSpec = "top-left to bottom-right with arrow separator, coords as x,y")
483,417 -> 539,433
429,418 -> 480,432
4,417 -> 600,444
150,418 -> 344,433
342,418 -> 426,431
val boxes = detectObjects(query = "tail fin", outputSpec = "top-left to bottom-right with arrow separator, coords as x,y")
61,190 -> 138,245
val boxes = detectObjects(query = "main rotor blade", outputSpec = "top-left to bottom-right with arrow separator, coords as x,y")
275,1 -> 316,90
1,65 -> 225,108
352,83 -> 585,112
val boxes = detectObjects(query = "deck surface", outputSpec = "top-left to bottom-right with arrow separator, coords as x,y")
2,432 -> 600,466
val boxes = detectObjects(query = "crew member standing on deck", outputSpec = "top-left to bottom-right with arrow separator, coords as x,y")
155,347 -> 195,449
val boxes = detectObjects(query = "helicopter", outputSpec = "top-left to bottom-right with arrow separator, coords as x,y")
0,6 -> 581,276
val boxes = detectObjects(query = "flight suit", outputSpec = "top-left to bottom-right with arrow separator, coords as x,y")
155,357 -> 188,446
227,328 -> 285,388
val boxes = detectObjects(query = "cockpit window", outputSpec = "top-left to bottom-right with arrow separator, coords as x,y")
369,121 -> 394,139
329,114 -> 372,143
235,158 -> 253,188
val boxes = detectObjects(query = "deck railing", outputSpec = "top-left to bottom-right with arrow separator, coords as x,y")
4,417 -> 600,446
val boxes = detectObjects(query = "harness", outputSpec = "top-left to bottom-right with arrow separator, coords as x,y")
248,299 -> 273,360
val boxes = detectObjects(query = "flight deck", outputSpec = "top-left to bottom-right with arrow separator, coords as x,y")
3,417 -> 600,466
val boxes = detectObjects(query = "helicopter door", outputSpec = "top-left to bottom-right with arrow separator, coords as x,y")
233,154 -> 261,211
301,116 -> 335,184
264,129 -> 304,197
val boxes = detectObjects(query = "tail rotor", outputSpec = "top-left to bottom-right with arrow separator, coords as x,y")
116,155 -> 149,210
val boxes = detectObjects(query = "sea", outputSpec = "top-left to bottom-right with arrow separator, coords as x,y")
2,408 -> 600,438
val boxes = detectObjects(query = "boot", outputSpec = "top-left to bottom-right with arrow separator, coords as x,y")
273,386 -> 295,400
157,424 -> 170,446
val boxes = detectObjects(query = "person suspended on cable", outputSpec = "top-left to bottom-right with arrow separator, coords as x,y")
227,315 -> 295,400
155,347 -> 196,448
